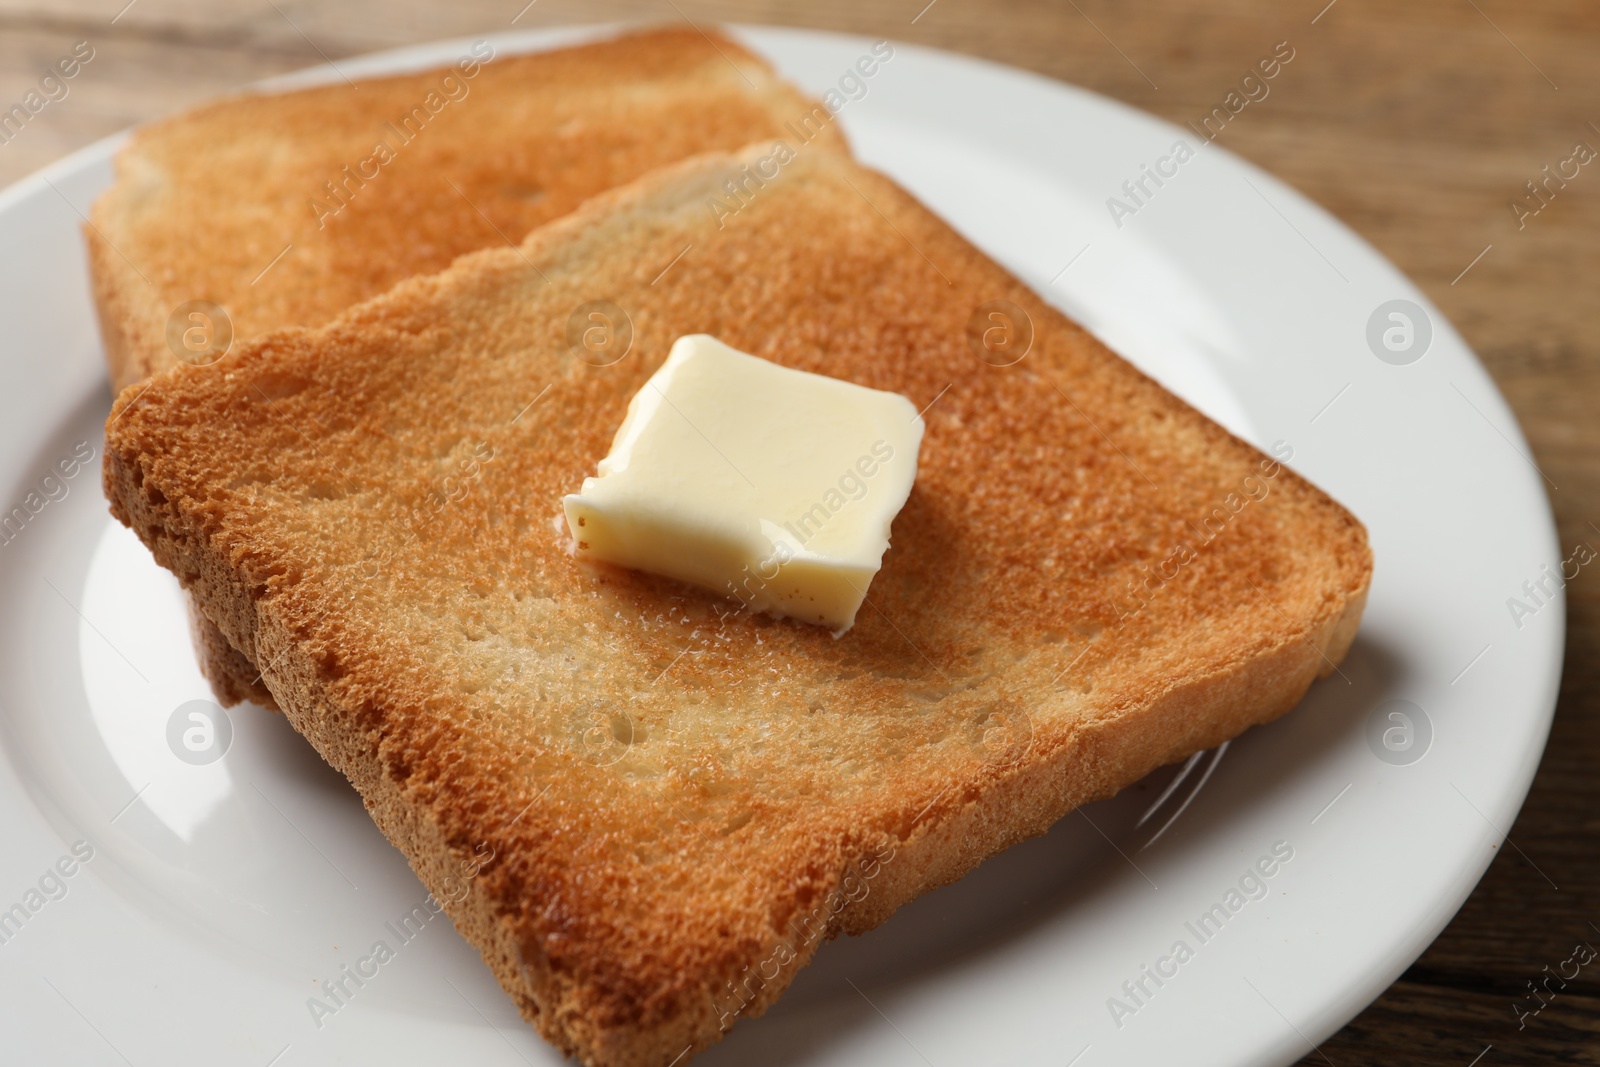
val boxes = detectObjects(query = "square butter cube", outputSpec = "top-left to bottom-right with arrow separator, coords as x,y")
563,335 -> 924,634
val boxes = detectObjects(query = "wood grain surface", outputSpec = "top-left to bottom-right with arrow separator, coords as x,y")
3,1 -> 1595,1063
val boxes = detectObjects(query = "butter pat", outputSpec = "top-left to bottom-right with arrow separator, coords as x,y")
563,335 -> 923,634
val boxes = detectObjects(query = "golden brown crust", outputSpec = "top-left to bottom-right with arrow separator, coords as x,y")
84,25 -> 846,706
182,595 -> 278,709
88,26 -> 842,391
103,145 -> 1372,1066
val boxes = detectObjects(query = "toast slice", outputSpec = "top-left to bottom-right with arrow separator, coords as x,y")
103,144 -> 1371,1065
86,26 -> 846,709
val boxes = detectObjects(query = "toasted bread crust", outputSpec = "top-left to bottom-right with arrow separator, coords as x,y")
184,594 -> 278,709
104,145 -> 1371,1065
88,26 -> 841,391
85,26 -> 846,707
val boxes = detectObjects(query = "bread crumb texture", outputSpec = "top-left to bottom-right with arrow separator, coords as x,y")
103,144 -> 1370,1066
86,25 -> 845,710
87,27 -> 839,389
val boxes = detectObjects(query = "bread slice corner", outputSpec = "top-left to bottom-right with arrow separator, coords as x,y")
86,24 -> 853,712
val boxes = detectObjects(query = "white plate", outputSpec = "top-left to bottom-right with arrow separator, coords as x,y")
0,25 -> 1561,1067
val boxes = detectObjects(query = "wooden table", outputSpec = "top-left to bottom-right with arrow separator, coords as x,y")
4,1 -> 1595,1062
